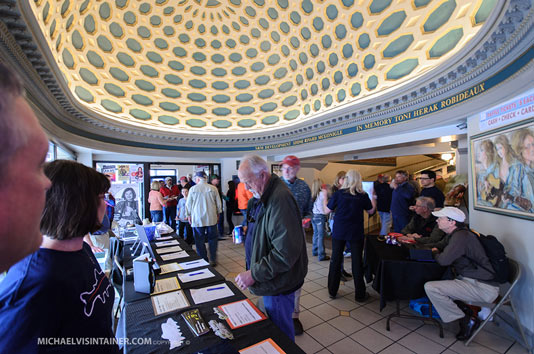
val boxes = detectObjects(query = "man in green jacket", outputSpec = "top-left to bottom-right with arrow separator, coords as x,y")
235,154 -> 308,341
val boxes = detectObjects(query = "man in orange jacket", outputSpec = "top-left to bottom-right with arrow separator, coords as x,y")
236,181 -> 253,226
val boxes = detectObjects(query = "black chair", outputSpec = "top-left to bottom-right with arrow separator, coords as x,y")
465,259 -> 532,353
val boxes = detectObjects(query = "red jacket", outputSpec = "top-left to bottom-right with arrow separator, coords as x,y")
160,185 -> 180,207
236,182 -> 253,210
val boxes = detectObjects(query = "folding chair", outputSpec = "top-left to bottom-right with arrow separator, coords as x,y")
112,255 -> 124,320
465,259 -> 532,353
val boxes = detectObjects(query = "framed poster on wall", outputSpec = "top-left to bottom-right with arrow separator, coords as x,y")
470,118 -> 534,220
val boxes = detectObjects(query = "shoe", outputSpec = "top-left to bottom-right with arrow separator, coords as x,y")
343,252 -> 352,258
312,252 -> 318,257
456,315 -> 481,341
342,270 -> 352,278
319,255 -> 330,261
329,292 -> 336,299
340,274 -> 348,282
355,292 -> 370,303
209,261 -> 217,267
218,236 -> 226,241
293,318 -> 304,335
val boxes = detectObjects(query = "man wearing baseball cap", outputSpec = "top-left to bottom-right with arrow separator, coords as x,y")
279,155 -> 312,335
160,177 -> 180,230
424,207 -> 499,341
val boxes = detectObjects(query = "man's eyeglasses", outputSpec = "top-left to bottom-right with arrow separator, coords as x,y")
417,177 -> 431,180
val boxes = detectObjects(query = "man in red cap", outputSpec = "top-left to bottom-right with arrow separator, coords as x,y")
279,155 -> 312,336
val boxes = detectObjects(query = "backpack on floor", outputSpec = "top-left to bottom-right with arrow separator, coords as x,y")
470,231 -> 509,284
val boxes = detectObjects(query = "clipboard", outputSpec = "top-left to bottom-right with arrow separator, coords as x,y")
218,299 -> 267,329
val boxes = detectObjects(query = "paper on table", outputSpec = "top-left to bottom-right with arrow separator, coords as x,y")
152,277 -> 181,295
190,283 -> 234,304
155,240 -> 180,247
177,259 -> 209,270
156,245 -> 183,254
239,338 -> 285,354
161,318 -> 185,350
151,290 -> 190,316
219,299 -> 266,329
177,268 -> 215,283
161,251 -> 190,261
159,263 -> 182,274
155,236 -> 173,241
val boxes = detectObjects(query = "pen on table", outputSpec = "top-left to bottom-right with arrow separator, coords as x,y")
188,271 -> 204,276
186,261 -> 200,265
206,286 -> 225,291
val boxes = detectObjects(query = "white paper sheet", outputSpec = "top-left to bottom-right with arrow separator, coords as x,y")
177,259 -> 209,270
190,283 -> 234,304
159,263 -> 182,274
220,300 -> 264,328
160,251 -> 190,261
239,339 -> 285,354
155,240 -> 180,247
156,245 -> 183,254
151,290 -> 190,316
177,268 -> 215,283
152,277 -> 181,295
155,236 -> 173,241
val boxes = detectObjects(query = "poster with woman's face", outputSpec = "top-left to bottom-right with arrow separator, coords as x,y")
112,183 -> 142,226
471,120 -> 534,220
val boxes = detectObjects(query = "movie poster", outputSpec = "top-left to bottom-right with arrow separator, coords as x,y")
101,165 -> 116,182
117,165 -> 130,182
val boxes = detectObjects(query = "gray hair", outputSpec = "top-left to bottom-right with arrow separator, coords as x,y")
417,196 -> 435,211
240,154 -> 269,175
0,63 -> 27,180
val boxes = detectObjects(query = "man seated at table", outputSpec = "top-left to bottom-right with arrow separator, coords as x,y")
424,207 -> 499,341
399,197 -> 445,246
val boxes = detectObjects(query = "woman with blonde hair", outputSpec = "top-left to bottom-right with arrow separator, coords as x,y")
311,179 -> 330,261
326,169 -> 376,302
148,180 -> 166,222
329,171 -> 352,280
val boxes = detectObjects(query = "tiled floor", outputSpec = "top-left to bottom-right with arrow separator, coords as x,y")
209,238 -> 528,354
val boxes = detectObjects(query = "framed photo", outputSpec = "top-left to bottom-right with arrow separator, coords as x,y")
470,118 -> 534,220
271,164 -> 281,175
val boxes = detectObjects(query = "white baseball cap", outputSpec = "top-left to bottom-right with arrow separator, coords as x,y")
432,207 -> 466,222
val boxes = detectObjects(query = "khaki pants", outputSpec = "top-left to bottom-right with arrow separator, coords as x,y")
424,277 -> 499,323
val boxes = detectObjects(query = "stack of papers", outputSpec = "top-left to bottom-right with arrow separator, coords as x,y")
159,263 -> 181,274
161,251 -> 190,261
156,240 -> 180,247
239,339 -> 285,354
156,246 -> 183,254
177,259 -> 209,270
152,277 -> 181,295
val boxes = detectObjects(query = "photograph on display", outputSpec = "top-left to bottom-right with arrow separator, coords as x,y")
471,119 -> 534,220
131,164 -> 144,182
113,183 -> 142,226
117,165 -> 131,182
101,165 -> 116,182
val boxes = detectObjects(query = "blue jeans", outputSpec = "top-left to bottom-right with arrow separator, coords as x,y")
264,292 -> 296,341
192,225 -> 218,262
163,206 -> 177,230
312,214 -> 327,260
378,211 -> 391,235
150,210 -> 163,223
240,209 -> 247,226
217,212 -> 224,236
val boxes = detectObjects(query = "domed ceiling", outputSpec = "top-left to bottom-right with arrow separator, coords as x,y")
26,0 -> 497,134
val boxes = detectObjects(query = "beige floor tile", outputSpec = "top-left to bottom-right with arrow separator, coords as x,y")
328,336 -> 373,354
303,281 -> 324,294
504,341 -> 529,354
378,343 -> 415,354
314,349 -> 332,354
327,297 -> 359,312
308,262 -> 324,271
313,288 -> 333,300
471,328 -> 515,353
350,327 -> 394,353
364,300 -> 398,316
314,277 -> 329,287
309,302 -> 341,322
301,293 -> 325,310
389,313 -> 425,331
316,267 -> 330,277
416,323 -> 457,347
295,332 -> 324,354
370,318 -> 412,341
350,306 -> 384,326
306,322 -> 346,347
299,309 -> 325,331
449,340 -> 499,354
306,271 -> 325,281
398,332 -> 446,354
327,315 -> 366,336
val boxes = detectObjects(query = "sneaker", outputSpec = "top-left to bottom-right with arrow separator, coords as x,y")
209,261 -> 217,267
319,255 -> 330,261
343,251 -> 352,258
340,274 -> 348,282
293,318 -> 304,335
342,270 -> 352,278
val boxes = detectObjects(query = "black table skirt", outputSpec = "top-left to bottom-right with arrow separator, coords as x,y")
117,232 -> 305,354
365,235 -> 446,310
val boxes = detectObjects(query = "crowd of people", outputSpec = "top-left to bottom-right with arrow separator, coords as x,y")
0,60 -> 510,350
